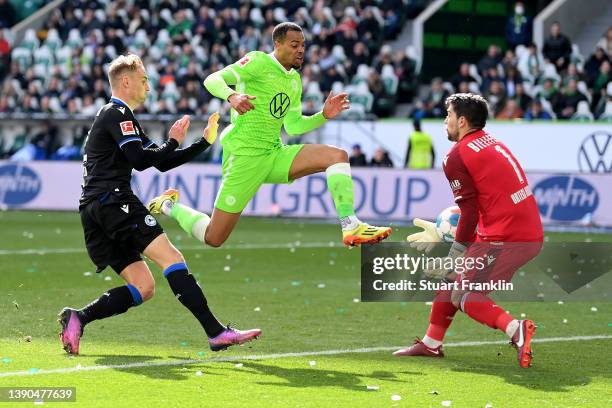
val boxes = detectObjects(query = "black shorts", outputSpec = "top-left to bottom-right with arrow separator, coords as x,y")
80,191 -> 164,274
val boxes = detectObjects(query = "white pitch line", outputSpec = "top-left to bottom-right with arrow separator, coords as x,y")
0,242 -> 343,256
1,335 -> 610,378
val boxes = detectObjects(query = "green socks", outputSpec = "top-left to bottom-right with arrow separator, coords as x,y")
325,162 -> 356,218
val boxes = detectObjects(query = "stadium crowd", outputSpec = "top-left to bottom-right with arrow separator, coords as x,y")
0,1 -> 610,162
413,11 -> 612,121
0,0 -> 421,124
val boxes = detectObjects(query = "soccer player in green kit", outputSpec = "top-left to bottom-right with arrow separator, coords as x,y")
148,22 -> 391,248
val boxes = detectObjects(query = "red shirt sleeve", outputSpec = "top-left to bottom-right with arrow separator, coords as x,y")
443,145 -> 478,243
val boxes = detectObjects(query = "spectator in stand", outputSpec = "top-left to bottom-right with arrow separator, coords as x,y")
539,78 -> 563,116
368,70 -> 391,117
592,60 -> 611,109
519,42 -> 543,82
514,83 -> 532,111
481,67 -> 504,95
543,22 -> 572,72
594,83 -> 612,119
596,27 -> 612,58
558,79 -> 588,119
451,63 -> 476,91
394,49 -> 418,102
405,119 -> 434,169
419,77 -> 449,118
524,100 -> 552,120
503,66 -> 523,98
477,45 -> 502,75
349,144 -> 367,167
501,49 -> 518,75
484,81 -> 507,116
584,47 -> 610,87
370,148 -> 394,168
496,99 -> 524,119
561,63 -> 584,87
457,81 -> 471,94
0,29 -> 10,79
505,2 -> 532,49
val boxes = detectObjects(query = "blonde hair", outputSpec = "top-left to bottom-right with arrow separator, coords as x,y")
107,54 -> 144,88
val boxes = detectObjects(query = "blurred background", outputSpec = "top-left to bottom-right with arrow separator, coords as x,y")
0,0 -> 610,227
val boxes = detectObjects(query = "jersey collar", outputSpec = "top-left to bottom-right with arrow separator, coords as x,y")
268,52 -> 294,75
110,96 -> 133,114
460,129 -> 485,142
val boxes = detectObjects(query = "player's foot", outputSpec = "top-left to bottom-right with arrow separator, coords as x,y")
208,325 -> 262,352
147,188 -> 179,215
342,223 -> 392,247
58,308 -> 83,355
393,338 -> 444,357
510,319 -> 536,368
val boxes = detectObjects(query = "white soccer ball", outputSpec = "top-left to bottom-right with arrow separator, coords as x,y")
435,206 -> 461,242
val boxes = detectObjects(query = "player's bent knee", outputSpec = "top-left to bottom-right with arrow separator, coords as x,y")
204,235 -> 224,248
328,146 -> 349,164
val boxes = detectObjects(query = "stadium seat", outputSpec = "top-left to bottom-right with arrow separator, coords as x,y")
381,64 -> 398,95
44,29 -> 62,53
66,29 -> 83,49
349,82 -> 374,112
352,64 -> 371,85
597,100 -> 612,121
11,47 -> 32,71
20,29 -> 39,51
571,101 -> 594,121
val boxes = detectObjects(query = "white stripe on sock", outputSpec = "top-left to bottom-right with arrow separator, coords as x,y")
505,319 -> 520,338
422,335 -> 443,348
325,162 -> 351,177
191,215 -> 211,243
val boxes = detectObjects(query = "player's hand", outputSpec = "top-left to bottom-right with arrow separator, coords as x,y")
169,115 -> 190,144
228,93 -> 256,114
203,112 -> 220,144
422,259 -> 453,280
421,242 -> 466,281
322,91 -> 350,119
406,218 -> 440,253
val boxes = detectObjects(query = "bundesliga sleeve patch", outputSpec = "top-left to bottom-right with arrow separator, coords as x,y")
120,121 -> 136,136
238,56 -> 251,66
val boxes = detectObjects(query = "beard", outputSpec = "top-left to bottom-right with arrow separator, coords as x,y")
446,127 -> 458,141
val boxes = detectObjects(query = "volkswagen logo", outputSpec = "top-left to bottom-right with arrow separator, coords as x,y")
269,92 -> 290,119
578,131 -> 612,173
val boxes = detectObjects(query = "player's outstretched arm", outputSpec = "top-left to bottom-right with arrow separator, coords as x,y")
155,113 -> 221,172
283,91 -> 348,136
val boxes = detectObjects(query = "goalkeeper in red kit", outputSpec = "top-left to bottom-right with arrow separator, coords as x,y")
394,94 -> 543,368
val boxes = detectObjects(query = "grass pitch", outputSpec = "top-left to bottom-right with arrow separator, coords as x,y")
1,211 -> 611,407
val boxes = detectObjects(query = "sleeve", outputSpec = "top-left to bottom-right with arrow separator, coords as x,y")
203,52 -> 258,101
455,196 -> 478,244
105,110 -> 179,171
445,147 -> 479,244
154,138 -> 212,172
443,147 -> 478,204
283,82 -> 327,136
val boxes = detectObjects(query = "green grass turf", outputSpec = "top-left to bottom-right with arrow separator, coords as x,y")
1,210 -> 611,407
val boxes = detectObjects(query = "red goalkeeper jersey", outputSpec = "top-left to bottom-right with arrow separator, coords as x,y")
442,129 -> 543,242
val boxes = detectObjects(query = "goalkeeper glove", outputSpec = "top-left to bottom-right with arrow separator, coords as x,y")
204,112 -> 220,144
422,242 -> 468,281
406,218 -> 440,253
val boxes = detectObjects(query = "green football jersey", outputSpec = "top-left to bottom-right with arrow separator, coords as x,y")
218,51 -> 306,155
